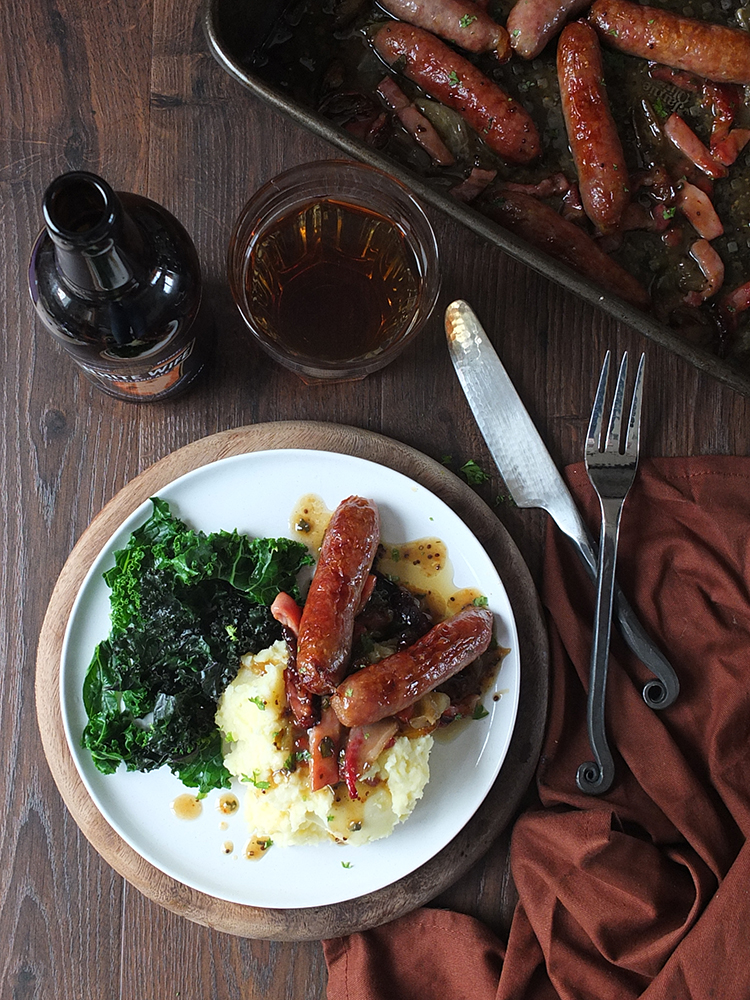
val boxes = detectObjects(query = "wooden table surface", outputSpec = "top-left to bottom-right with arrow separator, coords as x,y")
3,1 -> 750,997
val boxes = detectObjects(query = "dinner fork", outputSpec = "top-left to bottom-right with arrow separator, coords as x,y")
576,351 -> 645,796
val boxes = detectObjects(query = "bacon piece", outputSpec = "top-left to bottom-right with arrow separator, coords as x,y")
270,591 -> 303,636
711,128 -> 750,167
718,279 -> 750,330
560,182 -> 585,223
309,702 -> 343,791
341,719 -> 399,800
376,76 -> 455,166
450,166 -> 497,202
663,114 -> 728,179
271,592 -> 318,729
500,172 -> 570,198
686,239 -> 725,304
647,62 -> 701,92
675,182 -> 724,240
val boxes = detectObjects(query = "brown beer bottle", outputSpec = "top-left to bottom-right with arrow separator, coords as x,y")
28,171 -> 205,401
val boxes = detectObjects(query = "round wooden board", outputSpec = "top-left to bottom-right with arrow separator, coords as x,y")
36,421 -> 549,941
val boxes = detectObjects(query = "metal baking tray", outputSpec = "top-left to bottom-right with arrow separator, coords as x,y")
203,0 -> 750,396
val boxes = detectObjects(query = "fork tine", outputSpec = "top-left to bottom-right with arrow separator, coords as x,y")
624,353 -> 646,458
605,353 -> 629,453
587,350 -> 611,451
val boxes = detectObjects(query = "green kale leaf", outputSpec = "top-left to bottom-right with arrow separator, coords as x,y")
82,498 -> 313,795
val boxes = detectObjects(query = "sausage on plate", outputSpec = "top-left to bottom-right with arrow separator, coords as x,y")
296,496 -> 380,695
557,20 -> 630,234
507,0 -> 591,60
379,0 -> 511,60
330,605 -> 494,728
589,0 -> 750,85
373,22 -> 541,163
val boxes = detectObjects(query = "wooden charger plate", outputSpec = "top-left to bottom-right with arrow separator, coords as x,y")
36,421 -> 549,940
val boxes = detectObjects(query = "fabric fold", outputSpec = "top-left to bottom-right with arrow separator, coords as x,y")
324,457 -> 750,1000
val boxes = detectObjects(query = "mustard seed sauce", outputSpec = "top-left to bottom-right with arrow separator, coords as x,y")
290,493 -> 333,554
245,836 -> 273,860
171,793 -> 203,820
376,538 -> 484,620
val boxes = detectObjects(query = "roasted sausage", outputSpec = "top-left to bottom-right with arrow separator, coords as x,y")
372,22 -> 541,163
589,0 -> 750,85
296,496 -> 380,695
479,188 -> 651,309
507,0 -> 591,60
379,0 -> 511,60
330,606 -> 494,728
557,21 -> 630,234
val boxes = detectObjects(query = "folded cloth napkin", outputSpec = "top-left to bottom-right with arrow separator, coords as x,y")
324,456 -> 750,1000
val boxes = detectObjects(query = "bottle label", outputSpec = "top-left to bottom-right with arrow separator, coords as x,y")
78,339 -> 199,400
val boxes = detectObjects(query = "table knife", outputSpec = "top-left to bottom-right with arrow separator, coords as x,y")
445,299 -> 679,709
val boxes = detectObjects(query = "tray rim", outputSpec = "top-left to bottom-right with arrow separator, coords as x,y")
201,0 -> 750,399
35,420 -> 549,941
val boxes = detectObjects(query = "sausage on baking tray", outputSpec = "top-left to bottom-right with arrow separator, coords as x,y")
372,22 -> 541,163
557,21 -> 630,234
296,495 -> 380,695
589,0 -> 750,85
507,0 -> 591,60
330,605 -> 494,728
479,188 -> 651,309
378,0 -> 512,61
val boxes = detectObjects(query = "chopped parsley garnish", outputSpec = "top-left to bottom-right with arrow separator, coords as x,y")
459,13 -> 478,27
244,770 -> 271,789
460,459 -> 490,485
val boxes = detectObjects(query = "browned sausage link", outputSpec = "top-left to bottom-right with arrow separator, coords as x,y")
379,0 -> 511,61
479,188 -> 650,309
296,496 -> 380,695
507,0 -> 591,60
372,23 -> 541,164
589,0 -> 750,85
330,606 -> 494,728
557,21 -> 629,234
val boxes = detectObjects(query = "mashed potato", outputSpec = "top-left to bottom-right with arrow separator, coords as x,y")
215,639 -> 432,847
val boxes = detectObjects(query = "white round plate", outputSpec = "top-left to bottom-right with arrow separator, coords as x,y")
60,449 -> 520,909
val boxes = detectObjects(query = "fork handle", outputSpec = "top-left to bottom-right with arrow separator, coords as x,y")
577,497 -> 621,795
561,512 -> 680,709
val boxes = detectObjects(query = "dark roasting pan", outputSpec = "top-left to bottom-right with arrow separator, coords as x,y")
203,0 -> 750,396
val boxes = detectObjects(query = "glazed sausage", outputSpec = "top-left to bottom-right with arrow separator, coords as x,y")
589,0 -> 750,85
296,496 -> 380,695
330,606 -> 494,728
379,0 -> 511,60
507,0 -> 591,60
479,188 -> 650,309
557,21 -> 629,234
373,22 -> 541,163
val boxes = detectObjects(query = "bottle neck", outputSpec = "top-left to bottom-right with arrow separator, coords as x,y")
43,171 -> 136,295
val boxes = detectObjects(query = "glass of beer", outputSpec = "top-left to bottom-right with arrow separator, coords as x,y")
227,160 -> 440,383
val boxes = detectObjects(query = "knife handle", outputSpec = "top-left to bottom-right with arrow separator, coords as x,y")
566,523 -> 680,709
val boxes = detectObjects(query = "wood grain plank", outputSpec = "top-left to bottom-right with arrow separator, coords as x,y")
0,0 -> 156,996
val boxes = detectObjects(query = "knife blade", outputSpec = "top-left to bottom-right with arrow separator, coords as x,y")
445,298 -> 679,709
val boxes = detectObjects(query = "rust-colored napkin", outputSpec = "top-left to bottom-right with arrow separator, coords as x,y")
324,456 -> 750,1000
